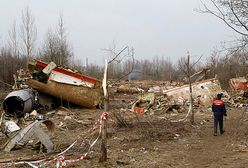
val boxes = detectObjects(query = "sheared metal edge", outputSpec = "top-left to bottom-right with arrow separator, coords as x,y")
4,120 -> 54,152
229,77 -> 248,90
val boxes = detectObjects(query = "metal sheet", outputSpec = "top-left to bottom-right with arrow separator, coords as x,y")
27,79 -> 102,108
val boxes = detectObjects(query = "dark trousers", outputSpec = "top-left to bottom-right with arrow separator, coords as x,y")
214,114 -> 224,133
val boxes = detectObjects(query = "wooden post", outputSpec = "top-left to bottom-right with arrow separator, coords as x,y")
100,59 -> 108,162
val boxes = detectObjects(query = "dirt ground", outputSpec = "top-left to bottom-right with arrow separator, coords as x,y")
1,90 -> 248,167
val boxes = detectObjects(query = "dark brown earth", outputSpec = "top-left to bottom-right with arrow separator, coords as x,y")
1,89 -> 248,168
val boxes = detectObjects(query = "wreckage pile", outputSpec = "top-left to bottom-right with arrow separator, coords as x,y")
0,60 -> 106,167
109,78 -> 229,115
0,106 -> 108,167
1,60 -> 248,167
4,60 -> 103,118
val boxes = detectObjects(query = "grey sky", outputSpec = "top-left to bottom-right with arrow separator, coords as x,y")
0,0 -> 237,65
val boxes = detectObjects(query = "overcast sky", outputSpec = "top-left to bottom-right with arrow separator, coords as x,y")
0,0 -> 237,66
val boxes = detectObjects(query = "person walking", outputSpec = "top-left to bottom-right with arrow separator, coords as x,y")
212,93 -> 227,136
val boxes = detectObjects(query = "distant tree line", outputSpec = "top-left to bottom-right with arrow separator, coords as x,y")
82,51 -> 248,90
1,5 -> 248,90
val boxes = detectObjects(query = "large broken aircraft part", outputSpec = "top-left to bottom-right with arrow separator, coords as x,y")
3,89 -> 37,117
27,79 -> 102,108
163,78 -> 223,107
229,77 -> 248,97
229,77 -> 248,91
27,60 -> 103,108
4,120 -> 54,153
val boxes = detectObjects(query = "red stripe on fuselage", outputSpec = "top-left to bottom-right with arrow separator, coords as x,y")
36,60 -> 98,84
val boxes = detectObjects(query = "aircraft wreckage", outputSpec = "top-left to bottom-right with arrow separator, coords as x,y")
3,60 -> 103,117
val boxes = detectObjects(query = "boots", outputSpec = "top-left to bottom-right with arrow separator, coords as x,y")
220,130 -> 225,134
214,127 -> 217,136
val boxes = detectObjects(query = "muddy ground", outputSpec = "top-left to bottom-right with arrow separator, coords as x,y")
1,88 -> 248,168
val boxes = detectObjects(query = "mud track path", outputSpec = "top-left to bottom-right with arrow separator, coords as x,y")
184,109 -> 248,168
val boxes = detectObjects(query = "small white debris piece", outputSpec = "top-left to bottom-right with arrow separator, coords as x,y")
5,121 -> 20,133
30,110 -> 38,117
42,62 -> 57,74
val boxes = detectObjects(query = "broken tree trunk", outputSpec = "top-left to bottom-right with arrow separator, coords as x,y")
187,53 -> 194,125
100,59 -> 108,162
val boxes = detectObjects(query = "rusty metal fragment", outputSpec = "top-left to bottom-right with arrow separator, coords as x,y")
229,77 -> 248,91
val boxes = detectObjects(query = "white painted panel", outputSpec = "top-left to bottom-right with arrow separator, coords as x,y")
49,71 -> 94,88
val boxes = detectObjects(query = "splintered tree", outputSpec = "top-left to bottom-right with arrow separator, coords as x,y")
99,45 -> 134,162
20,7 -> 37,59
100,59 -> 108,162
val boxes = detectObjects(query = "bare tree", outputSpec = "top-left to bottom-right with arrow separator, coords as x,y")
103,44 -> 135,80
177,53 -> 194,124
20,7 -> 37,58
199,0 -> 248,51
177,52 -> 204,124
8,21 -> 19,57
0,47 -> 27,88
186,53 -> 194,124
206,49 -> 248,88
199,0 -> 248,87
56,14 -> 73,65
40,30 -> 60,63
40,14 -> 73,65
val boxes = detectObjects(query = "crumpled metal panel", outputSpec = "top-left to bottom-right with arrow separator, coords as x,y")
4,120 -> 54,153
229,77 -> 248,91
163,78 -> 223,106
27,79 -> 102,108
26,60 -> 103,108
